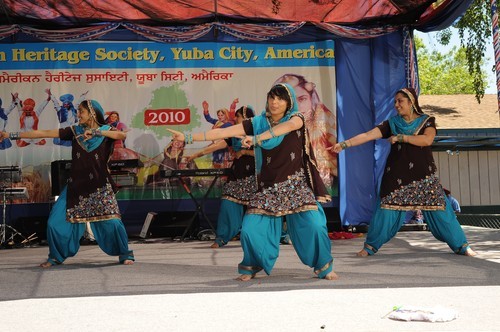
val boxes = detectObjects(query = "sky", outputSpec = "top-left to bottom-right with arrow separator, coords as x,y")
415,29 -> 496,94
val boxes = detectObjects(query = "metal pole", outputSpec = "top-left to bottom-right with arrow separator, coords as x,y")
490,0 -> 500,114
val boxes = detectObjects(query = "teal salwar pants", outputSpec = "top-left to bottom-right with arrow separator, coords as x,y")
214,199 -> 244,247
238,203 -> 333,278
45,187 -> 134,265
363,195 -> 470,255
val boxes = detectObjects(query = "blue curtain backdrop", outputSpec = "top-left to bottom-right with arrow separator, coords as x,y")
336,32 -> 407,226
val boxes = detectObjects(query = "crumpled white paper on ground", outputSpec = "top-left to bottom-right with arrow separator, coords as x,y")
387,305 -> 459,322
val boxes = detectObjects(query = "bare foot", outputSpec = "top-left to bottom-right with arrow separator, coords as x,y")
465,248 -> 477,257
122,260 -> 134,265
356,249 -> 369,257
235,274 -> 255,282
324,271 -> 339,280
210,242 -> 220,248
39,261 -> 52,268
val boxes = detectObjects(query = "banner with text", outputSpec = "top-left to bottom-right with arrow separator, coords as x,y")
0,40 -> 337,203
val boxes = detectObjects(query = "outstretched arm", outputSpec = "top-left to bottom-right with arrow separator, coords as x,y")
0,129 -> 60,141
332,127 -> 383,153
35,90 -> 52,116
167,123 -> 245,143
83,128 -> 127,141
241,116 -> 303,147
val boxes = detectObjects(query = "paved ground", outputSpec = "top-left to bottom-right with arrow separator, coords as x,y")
0,225 -> 499,331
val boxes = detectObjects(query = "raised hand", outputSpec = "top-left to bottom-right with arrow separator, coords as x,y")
202,100 -> 209,114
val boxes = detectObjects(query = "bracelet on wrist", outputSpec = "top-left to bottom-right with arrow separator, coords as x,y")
397,134 -> 404,143
9,132 -> 21,140
339,141 -> 348,150
269,126 -> 276,138
91,128 -> 102,137
256,134 -> 262,146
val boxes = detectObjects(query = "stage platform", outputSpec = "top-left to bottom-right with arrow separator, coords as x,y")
0,226 -> 499,331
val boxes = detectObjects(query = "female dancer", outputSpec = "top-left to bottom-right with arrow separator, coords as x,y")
333,88 -> 476,257
0,99 -> 135,267
168,83 -> 337,281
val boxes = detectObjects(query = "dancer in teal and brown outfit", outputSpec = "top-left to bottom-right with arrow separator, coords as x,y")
168,83 -> 337,281
1,99 -> 135,267
333,88 -> 476,257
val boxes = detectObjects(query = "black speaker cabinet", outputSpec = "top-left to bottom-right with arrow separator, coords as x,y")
51,160 -> 72,196
139,211 -> 194,239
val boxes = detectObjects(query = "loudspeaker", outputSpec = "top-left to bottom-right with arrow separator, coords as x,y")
139,211 -> 194,239
51,160 -> 72,196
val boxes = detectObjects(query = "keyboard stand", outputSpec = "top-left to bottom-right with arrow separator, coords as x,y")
176,175 -> 219,241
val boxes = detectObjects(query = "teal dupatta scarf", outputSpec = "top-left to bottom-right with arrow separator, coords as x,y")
73,100 -> 111,152
251,83 -> 300,174
73,124 -> 111,152
388,114 -> 430,136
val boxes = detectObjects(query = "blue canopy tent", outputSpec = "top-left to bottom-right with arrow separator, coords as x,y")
0,0 -> 474,227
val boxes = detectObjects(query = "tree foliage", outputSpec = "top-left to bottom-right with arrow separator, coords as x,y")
433,0 -> 498,102
416,36 -> 487,95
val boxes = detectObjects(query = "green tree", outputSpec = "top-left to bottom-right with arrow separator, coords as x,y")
416,36 -> 487,95
432,0 -> 498,101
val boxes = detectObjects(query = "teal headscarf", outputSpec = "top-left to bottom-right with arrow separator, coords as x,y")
74,100 -> 111,152
252,83 -> 300,173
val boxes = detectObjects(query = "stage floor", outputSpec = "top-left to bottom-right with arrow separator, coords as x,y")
1,226 -> 499,331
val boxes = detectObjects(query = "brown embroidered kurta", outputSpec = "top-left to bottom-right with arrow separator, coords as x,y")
376,116 -> 446,211
60,126 -> 121,223
242,114 -> 331,216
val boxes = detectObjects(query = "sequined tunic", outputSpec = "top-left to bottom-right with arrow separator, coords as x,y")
60,126 -> 121,223
221,137 -> 256,205
376,116 -> 446,211
242,115 -> 330,216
